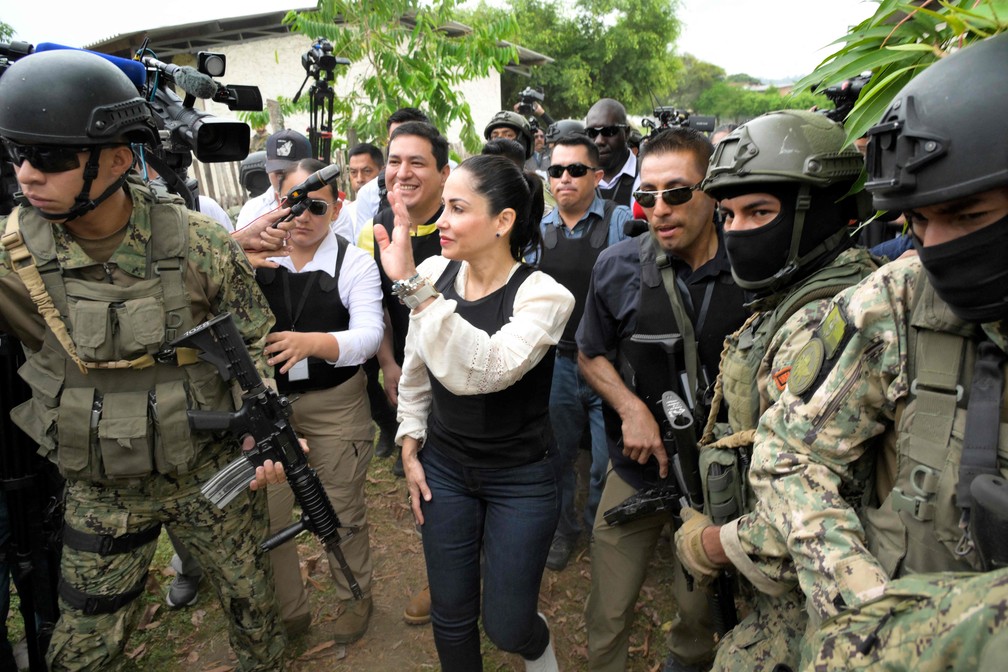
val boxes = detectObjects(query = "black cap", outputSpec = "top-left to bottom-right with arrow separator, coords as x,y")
265,129 -> 312,173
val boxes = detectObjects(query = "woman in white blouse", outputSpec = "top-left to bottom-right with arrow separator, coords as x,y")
375,154 -> 574,671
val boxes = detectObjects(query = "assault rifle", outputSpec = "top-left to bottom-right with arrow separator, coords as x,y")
170,313 -> 363,600
603,391 -> 738,633
603,392 -> 701,526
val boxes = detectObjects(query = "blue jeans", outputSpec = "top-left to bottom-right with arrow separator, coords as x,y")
549,353 -> 608,539
419,444 -> 559,671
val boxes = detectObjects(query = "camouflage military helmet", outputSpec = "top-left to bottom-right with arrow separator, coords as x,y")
545,119 -> 586,144
702,110 -> 864,198
484,110 -> 534,159
866,32 -> 1008,211
0,49 -> 159,147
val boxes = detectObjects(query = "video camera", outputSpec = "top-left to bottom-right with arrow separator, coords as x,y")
642,106 -> 717,135
817,73 -> 871,123
516,86 -> 544,116
301,38 -> 350,81
140,47 -> 262,167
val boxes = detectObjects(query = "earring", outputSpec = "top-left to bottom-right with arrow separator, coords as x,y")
495,232 -> 501,238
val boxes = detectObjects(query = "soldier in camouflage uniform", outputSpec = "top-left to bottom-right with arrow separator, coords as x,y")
672,110 -> 878,671
0,50 -> 285,670
742,33 -> 1008,670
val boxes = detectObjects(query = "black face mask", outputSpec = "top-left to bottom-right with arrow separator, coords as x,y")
916,213 -> 1008,323
723,209 -> 793,290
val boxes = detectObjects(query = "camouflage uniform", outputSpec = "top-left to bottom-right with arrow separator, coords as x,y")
699,247 -> 877,672
747,256 -> 1008,669
0,179 -> 286,671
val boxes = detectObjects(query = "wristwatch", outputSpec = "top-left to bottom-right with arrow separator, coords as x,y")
391,273 -> 439,309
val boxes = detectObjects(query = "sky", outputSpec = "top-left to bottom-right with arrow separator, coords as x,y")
2,0 -> 877,82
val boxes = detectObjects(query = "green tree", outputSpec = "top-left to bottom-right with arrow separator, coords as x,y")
285,0 -> 519,152
0,22 -> 13,41
796,0 -> 1008,145
478,0 -> 683,120
669,54 -> 726,110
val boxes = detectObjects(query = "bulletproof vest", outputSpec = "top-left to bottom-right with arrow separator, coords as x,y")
425,261 -> 555,468
538,200 -> 616,350
607,233 -> 745,491
699,249 -> 879,523
598,170 -> 636,208
7,184 -> 234,483
864,270 -> 1008,577
256,236 -> 357,394
373,206 -> 443,364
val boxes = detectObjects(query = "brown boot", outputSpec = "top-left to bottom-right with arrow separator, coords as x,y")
403,586 -> 431,625
331,597 -> 372,644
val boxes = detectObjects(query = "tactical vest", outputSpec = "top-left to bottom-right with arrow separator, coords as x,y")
3,186 -> 234,484
538,200 -> 617,351
425,261 -> 555,469
256,236 -> 357,395
700,250 -> 879,523
599,170 -> 636,208
864,271 -> 1008,577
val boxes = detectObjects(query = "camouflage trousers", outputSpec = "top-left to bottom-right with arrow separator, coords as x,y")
713,586 -> 805,672
800,568 -> 1008,672
47,449 -> 286,672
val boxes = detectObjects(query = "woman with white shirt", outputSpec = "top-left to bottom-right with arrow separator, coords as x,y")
375,154 -> 574,671
259,158 -> 384,643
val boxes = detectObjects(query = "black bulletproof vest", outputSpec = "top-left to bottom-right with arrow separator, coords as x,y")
538,201 -> 616,351
425,261 -> 555,468
256,237 -> 356,394
373,205 -> 444,364
606,239 -> 747,490
598,171 -> 636,208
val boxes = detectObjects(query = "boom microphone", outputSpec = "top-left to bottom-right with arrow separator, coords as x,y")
142,55 -> 219,99
285,164 -> 341,205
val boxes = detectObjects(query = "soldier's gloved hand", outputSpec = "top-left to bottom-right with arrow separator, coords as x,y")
675,508 -> 720,583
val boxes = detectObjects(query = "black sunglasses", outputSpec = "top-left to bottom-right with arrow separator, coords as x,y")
546,163 -> 597,179
633,185 -> 701,208
2,139 -> 92,173
305,198 -> 333,216
585,125 -> 628,139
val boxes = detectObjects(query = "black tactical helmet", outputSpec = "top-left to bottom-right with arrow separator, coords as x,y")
0,49 -> 159,147
484,111 -> 534,159
866,32 -> 1008,212
239,150 -> 270,197
545,119 -> 586,144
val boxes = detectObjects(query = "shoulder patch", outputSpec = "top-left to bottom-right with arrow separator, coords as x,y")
773,366 -> 791,392
820,303 -> 850,360
788,338 -> 825,397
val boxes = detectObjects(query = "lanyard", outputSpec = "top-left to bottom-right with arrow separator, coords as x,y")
281,270 -> 318,331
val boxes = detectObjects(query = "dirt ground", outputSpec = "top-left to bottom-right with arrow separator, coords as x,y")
28,449 -> 680,671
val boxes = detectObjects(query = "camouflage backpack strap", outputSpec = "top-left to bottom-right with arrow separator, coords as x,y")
1,208 -> 88,373
147,195 -> 193,348
896,274 -> 970,523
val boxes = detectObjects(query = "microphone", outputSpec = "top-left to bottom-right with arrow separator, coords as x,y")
272,164 -> 341,225
35,42 -> 147,91
142,55 -> 219,99
285,164 -> 341,205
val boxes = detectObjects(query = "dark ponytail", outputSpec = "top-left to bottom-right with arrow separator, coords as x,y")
456,155 -> 544,262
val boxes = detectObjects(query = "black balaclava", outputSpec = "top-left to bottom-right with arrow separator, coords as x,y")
916,214 -> 1008,323
723,182 -> 854,296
